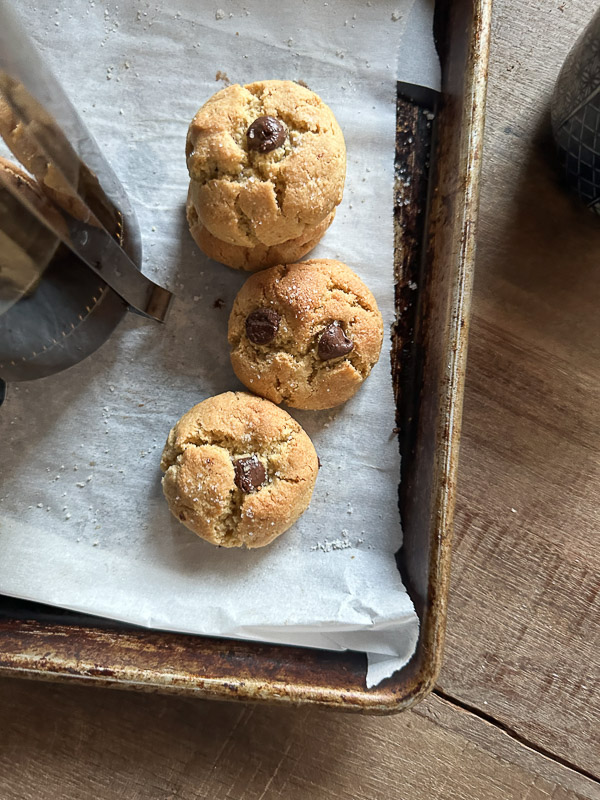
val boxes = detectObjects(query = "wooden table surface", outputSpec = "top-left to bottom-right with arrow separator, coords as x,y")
2,1 -> 600,798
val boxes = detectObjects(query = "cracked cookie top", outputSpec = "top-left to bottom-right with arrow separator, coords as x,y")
185,80 -> 346,248
160,392 -> 319,548
228,260 -> 384,410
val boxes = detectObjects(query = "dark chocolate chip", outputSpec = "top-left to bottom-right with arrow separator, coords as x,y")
245,308 -> 280,344
317,321 -> 354,361
213,297 -> 225,309
234,455 -> 266,494
246,116 -> 287,153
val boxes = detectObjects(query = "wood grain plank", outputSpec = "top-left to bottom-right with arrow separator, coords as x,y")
1,1 -> 599,796
0,677 -> 598,800
439,0 -> 600,777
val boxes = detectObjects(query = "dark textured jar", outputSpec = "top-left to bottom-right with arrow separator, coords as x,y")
551,8 -> 600,213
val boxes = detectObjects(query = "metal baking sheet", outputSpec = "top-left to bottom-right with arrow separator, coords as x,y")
0,0 -> 492,711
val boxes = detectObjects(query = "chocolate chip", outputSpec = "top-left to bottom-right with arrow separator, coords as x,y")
246,116 -> 287,153
245,308 -> 280,344
234,455 -> 266,493
317,321 -> 354,361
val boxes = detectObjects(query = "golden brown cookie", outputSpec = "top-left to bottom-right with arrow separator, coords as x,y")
160,392 -> 319,548
186,183 -> 334,271
228,260 -> 384,410
0,156 -> 65,303
186,80 -> 346,250
0,93 -> 90,222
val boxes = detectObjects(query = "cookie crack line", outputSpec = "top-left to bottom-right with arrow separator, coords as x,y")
271,178 -> 285,213
305,350 -> 367,388
275,113 -> 330,136
233,191 -> 258,244
325,281 -> 379,316
216,485 -> 244,544
166,427 -> 297,463
242,83 -> 328,135
274,375 -> 293,403
276,475 -> 309,485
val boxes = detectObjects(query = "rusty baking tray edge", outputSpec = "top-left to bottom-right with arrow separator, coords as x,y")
0,0 -> 492,712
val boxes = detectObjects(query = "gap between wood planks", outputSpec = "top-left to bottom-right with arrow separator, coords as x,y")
432,688 -> 600,786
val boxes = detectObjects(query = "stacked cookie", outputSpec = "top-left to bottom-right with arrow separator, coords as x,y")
185,80 -> 346,270
162,81 -> 383,549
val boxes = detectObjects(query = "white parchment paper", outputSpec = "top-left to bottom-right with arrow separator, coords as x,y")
0,0 -> 440,686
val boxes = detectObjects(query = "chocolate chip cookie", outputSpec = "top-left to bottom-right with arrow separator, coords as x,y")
160,392 -> 319,548
185,80 -> 346,269
228,259 -> 384,410
0,156 -> 65,301
186,184 -> 335,272
0,94 -> 91,222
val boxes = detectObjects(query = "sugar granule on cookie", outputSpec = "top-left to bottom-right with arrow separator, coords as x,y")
228,259 -> 384,410
160,392 -> 319,548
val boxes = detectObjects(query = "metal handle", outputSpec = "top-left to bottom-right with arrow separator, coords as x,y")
0,3 -> 173,323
